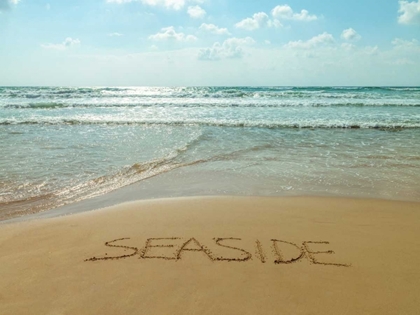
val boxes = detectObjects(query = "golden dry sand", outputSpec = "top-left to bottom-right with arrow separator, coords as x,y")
1,196 -> 419,315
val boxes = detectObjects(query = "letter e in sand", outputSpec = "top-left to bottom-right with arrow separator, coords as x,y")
302,241 -> 350,267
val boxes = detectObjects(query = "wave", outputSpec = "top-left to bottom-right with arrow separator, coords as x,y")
3,101 -> 420,109
0,132 -> 206,216
4,102 -> 67,109
289,86 -> 420,92
1,86 -> 419,101
1,119 -> 418,130
0,136 -> 280,218
0,156 -> 186,215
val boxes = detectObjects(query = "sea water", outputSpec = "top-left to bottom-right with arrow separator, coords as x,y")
1,86 -> 419,218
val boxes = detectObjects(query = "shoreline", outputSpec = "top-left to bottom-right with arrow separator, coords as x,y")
3,191 -> 420,224
3,162 -> 420,223
1,196 -> 419,314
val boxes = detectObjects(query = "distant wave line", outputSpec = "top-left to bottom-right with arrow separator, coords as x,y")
1,119 -> 417,130
3,102 -> 420,109
1,86 -> 419,100
2,93 -> 420,100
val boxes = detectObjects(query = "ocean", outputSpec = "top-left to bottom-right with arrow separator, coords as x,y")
1,86 -> 419,219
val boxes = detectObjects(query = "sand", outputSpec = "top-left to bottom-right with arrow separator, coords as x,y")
0,196 -> 419,315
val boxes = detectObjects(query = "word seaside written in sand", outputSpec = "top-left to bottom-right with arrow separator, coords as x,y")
85,237 -> 351,267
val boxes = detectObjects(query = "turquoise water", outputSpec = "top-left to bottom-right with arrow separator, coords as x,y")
1,86 -> 419,218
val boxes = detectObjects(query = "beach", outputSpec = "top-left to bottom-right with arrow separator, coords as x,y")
2,0 -> 420,312
1,196 -> 419,314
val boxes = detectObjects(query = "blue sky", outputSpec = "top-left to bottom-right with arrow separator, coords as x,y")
0,0 -> 419,86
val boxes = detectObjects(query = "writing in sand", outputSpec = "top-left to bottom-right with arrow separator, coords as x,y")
85,237 -> 351,267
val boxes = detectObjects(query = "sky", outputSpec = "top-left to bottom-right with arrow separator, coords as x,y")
0,0 -> 419,86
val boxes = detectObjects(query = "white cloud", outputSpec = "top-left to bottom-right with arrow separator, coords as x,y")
236,12 -> 268,30
268,19 -> 283,28
198,37 -> 255,60
235,5 -> 316,31
235,18 -> 259,31
271,4 -> 293,19
235,12 -> 281,30
149,26 -> 197,42
0,0 -> 20,11
361,45 -> 379,55
392,38 -> 419,46
271,5 -> 318,21
398,0 -> 420,24
341,28 -> 361,41
341,43 -> 355,50
187,5 -> 205,18
392,38 -> 420,51
109,32 -> 124,37
106,0 -> 202,10
285,32 -> 334,49
106,0 -> 134,3
7,39 -> 420,86
41,37 -> 81,50
199,23 -> 230,35
150,0 -> 185,10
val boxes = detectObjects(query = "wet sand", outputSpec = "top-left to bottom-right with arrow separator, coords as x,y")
1,196 -> 419,314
